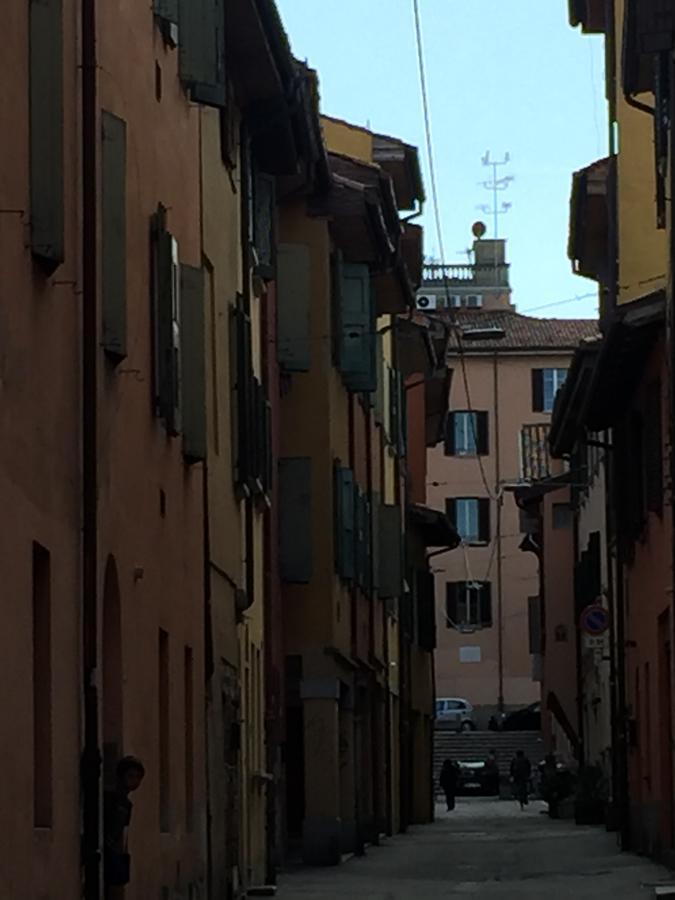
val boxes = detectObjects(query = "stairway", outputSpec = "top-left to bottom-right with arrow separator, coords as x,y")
434,729 -> 545,785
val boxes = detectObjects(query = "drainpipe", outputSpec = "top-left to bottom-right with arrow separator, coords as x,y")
81,0 -> 101,897
667,46 -> 675,861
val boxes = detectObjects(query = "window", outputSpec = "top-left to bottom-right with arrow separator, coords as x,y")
532,368 -> 568,413
447,498 -> 490,544
466,294 -> 483,308
444,411 -> 489,456
446,582 -> 492,629
151,205 -> 182,435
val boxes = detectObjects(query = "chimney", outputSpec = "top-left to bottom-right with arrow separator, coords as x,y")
473,238 -> 509,288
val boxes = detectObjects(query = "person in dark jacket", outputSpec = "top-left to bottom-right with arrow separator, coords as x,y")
510,750 -> 532,810
484,749 -> 500,796
440,758 -> 459,811
103,756 -> 145,898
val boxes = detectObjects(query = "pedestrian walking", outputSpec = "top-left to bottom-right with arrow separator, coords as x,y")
103,755 -> 146,899
439,758 -> 459,811
510,750 -> 531,810
484,748 -> 500,796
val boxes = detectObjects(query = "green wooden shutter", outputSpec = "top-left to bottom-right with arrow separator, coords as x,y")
444,413 -> 456,456
379,505 -> 402,598
178,0 -> 226,108
279,458 -> 313,583
532,370 -> 544,412
277,243 -> 311,372
339,264 -> 376,392
371,492 -> 381,594
480,583 -> 493,627
180,264 -> 206,462
253,172 -> 276,278
231,300 -> 254,488
334,466 -> 356,581
154,0 -> 179,45
152,208 -> 182,435
478,499 -> 491,543
476,412 -> 489,456
445,583 -> 458,628
446,499 -> 457,531
101,111 -> 127,360
29,0 -> 64,273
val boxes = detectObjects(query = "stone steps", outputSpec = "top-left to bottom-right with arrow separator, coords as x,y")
434,730 -> 545,779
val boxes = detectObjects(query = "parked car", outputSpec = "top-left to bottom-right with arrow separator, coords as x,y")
501,701 -> 541,731
435,697 -> 476,731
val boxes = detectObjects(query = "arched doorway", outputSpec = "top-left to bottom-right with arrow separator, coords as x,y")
102,555 -> 123,790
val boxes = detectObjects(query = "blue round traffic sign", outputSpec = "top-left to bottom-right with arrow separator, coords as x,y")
580,604 -> 610,636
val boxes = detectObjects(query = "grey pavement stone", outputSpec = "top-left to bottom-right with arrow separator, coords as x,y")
277,798 -> 674,898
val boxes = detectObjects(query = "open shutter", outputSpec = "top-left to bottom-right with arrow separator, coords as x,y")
355,490 -> 367,589
178,0 -> 226,108
645,380 -> 663,514
444,413 -> 456,456
417,571 -> 436,651
152,207 -> 182,435
445,499 -> 457,531
338,264 -> 376,392
29,0 -> 64,273
478,499 -> 491,543
253,172 -> 276,278
445,583 -> 458,629
379,505 -> 403,598
231,300 -> 254,488
277,243 -> 311,372
371,492 -> 381,594
101,111 -> 127,360
334,466 -> 356,581
532,369 -> 544,412
154,0 -> 179,44
476,412 -> 489,456
480,583 -> 493,627
279,458 -> 312,583
180,265 -> 206,462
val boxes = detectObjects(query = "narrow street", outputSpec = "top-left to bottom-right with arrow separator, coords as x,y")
277,799 -> 674,899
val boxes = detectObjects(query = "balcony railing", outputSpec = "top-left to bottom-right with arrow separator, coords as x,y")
422,262 -> 510,287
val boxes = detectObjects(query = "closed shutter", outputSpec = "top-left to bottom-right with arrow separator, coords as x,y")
253,172 -> 276,278
277,243 -> 311,372
445,583 -> 458,629
446,500 -> 457,537
101,111 -> 127,361
478,499 -> 491,543
645,380 -> 663,514
476,412 -> 489,455
279,458 -> 312,583
444,413 -> 456,456
379,505 -> 403,598
231,300 -> 254,488
417,571 -> 436,651
532,370 -> 544,412
334,465 -> 355,581
180,264 -> 206,462
30,0 -> 64,273
480,583 -> 493,627
338,263 -> 376,393
152,207 -> 182,435
371,492 -> 381,594
178,0 -> 226,108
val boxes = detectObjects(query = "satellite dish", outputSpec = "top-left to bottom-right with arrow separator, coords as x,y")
472,221 -> 487,239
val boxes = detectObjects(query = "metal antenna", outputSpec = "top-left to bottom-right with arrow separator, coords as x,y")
478,151 -> 514,238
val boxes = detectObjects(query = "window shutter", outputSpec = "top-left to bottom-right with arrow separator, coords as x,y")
446,499 -> 457,530
101,111 -> 127,361
444,413 -> 456,456
338,264 -> 376,393
253,172 -> 276,278
231,300 -> 254,488
334,465 -> 356,581
445,583 -> 458,629
29,0 -> 64,273
398,372 -> 407,456
532,369 -> 544,412
279,458 -> 312,583
478,499 -> 491,543
180,264 -> 206,462
371,492 -> 381,594
152,207 -> 182,435
374,337 -> 385,425
178,0 -> 226,108
417,571 -> 436,651
476,412 -> 489,456
528,596 -> 541,655
480,582 -> 493,627
154,0 -> 178,22
645,380 -> 663,515
277,243 -> 311,372
379,505 -> 403,598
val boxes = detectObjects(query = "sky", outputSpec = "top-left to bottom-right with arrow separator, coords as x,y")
275,0 -> 607,321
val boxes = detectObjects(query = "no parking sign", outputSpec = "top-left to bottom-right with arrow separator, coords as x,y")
580,604 -> 610,636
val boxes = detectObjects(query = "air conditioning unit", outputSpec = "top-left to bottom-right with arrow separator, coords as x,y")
416,294 -> 437,311
466,294 -> 483,308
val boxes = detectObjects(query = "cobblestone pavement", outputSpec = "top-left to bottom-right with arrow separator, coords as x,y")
277,798 -> 675,898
